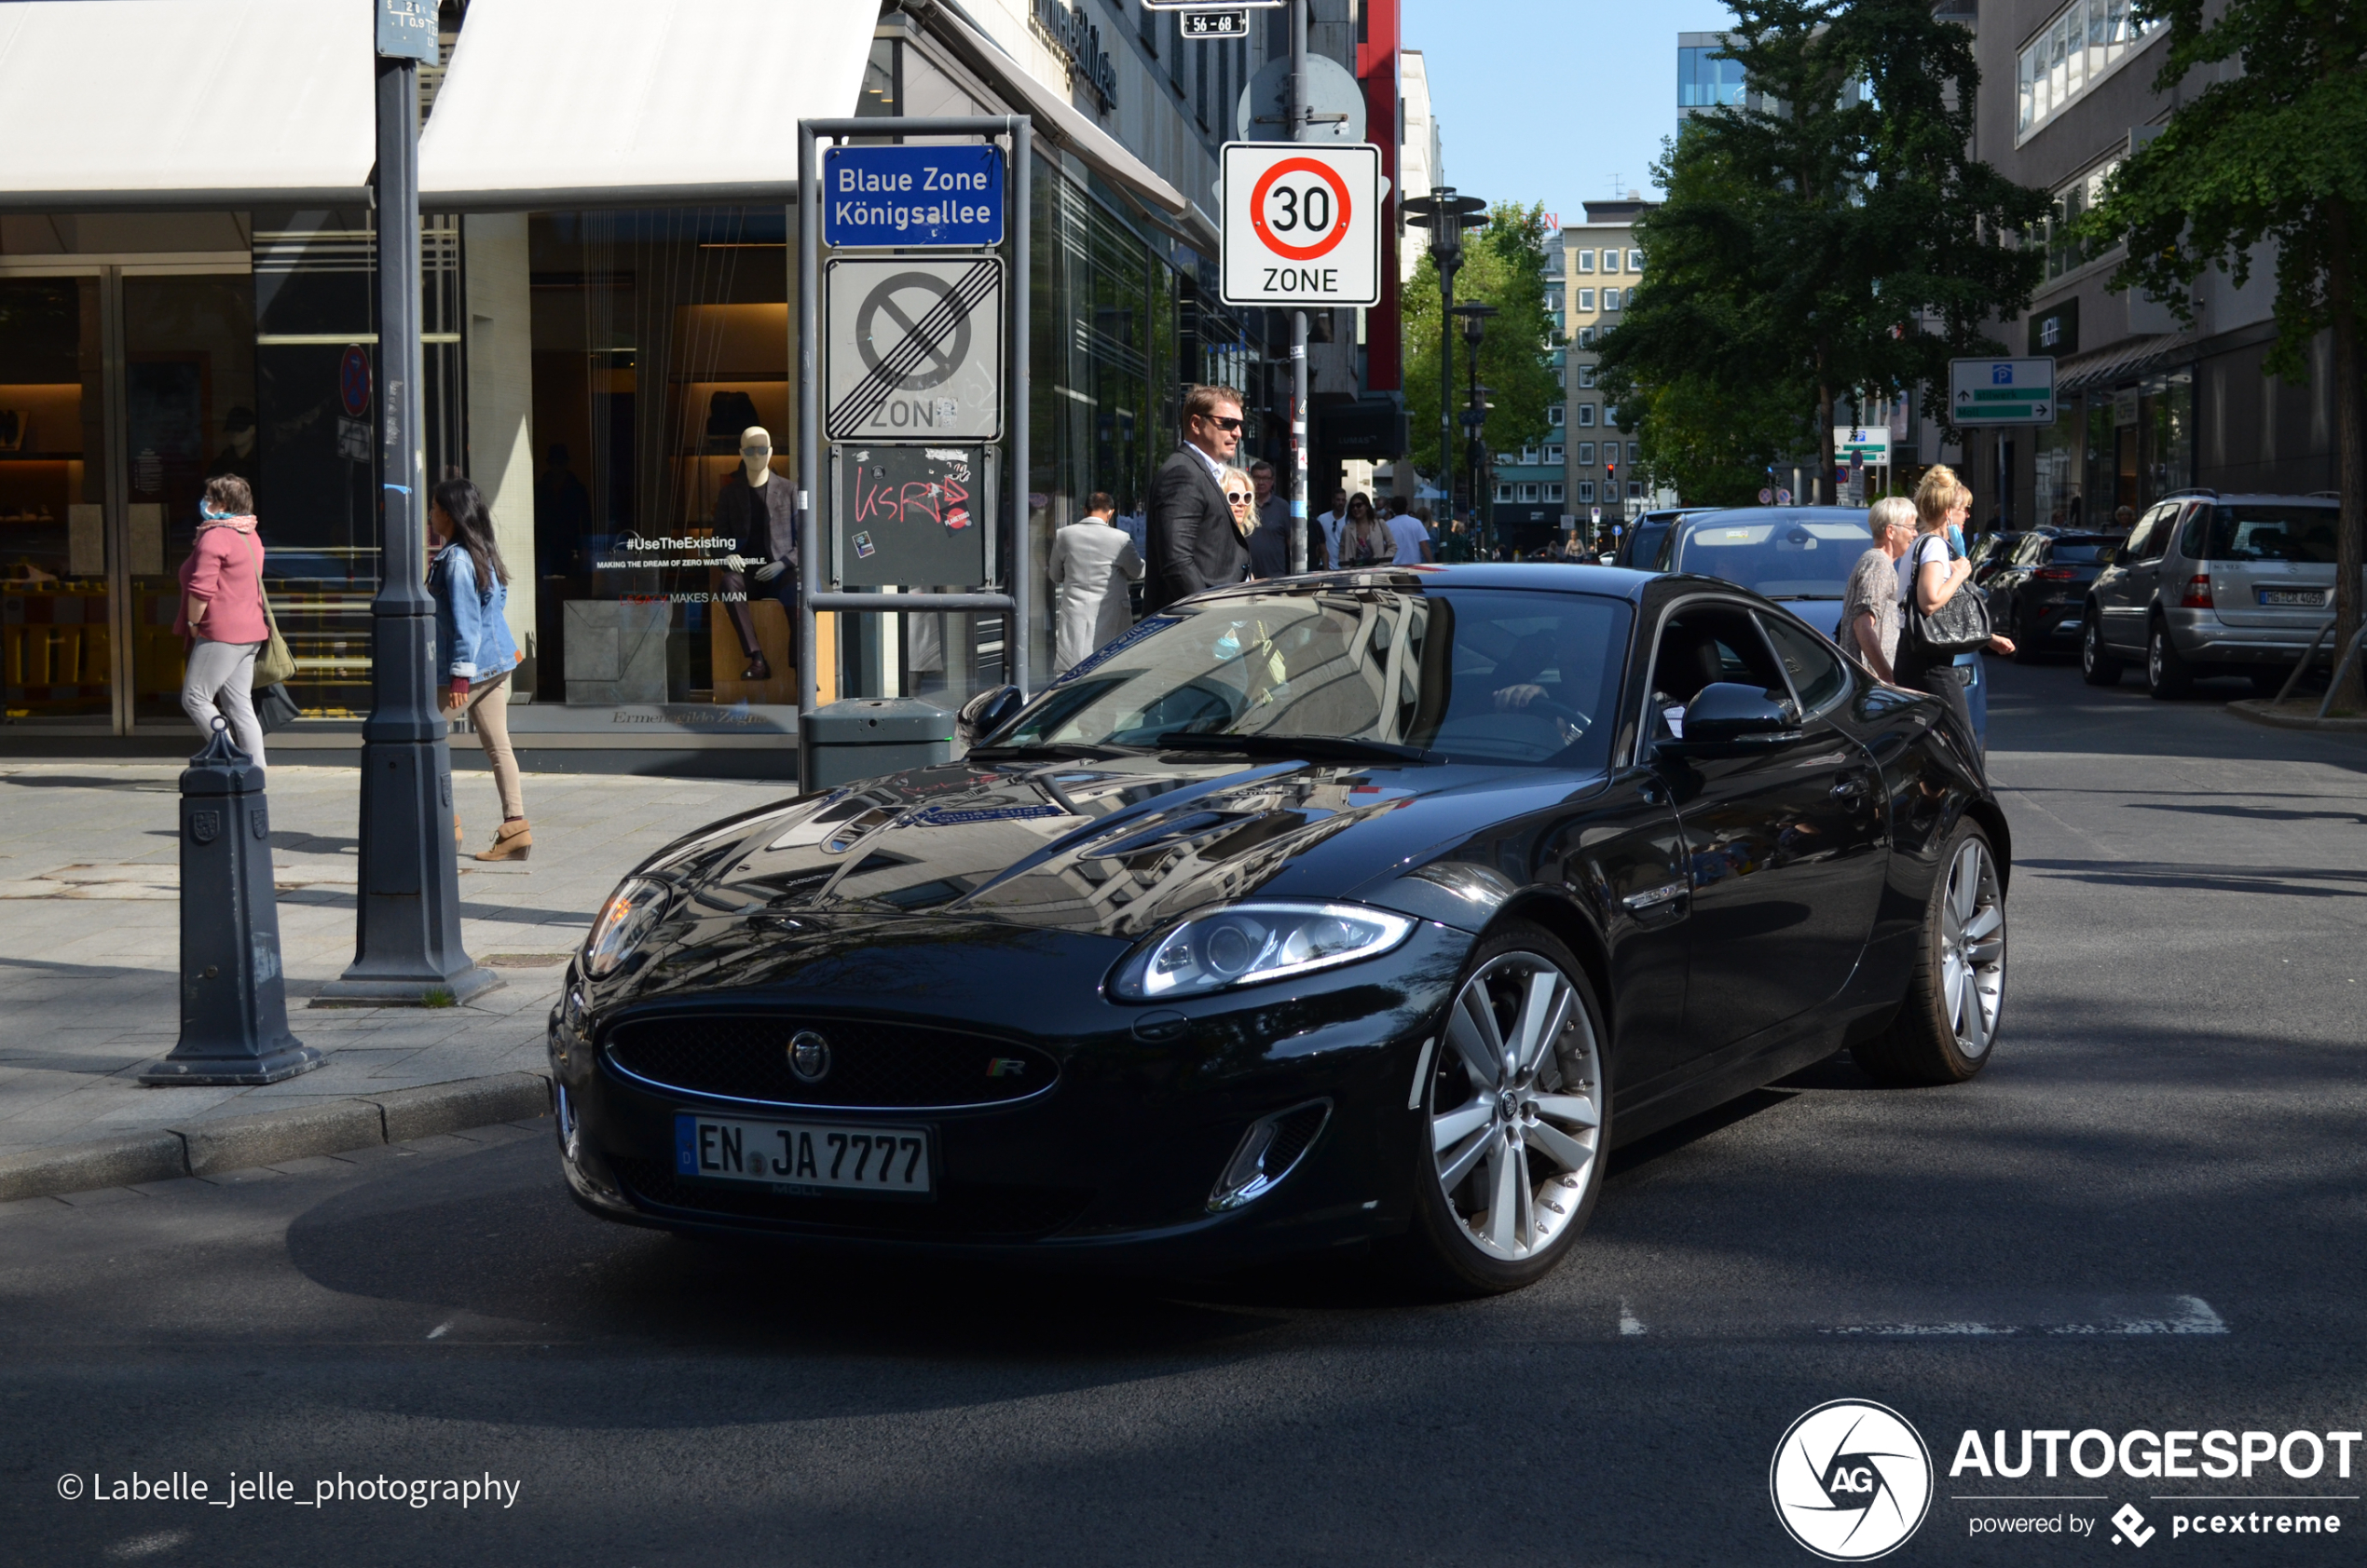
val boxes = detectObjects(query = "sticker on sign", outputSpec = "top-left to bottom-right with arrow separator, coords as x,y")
1950,357 -> 2056,426
1222,143 -> 1384,307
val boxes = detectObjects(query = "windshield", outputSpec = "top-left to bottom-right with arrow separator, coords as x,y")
998,587 -> 1632,769
1670,516 -> 1870,598
2200,505 -> 2339,564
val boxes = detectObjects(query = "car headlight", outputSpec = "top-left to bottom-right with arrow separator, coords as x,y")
1110,901 -> 1417,1002
583,878 -> 669,977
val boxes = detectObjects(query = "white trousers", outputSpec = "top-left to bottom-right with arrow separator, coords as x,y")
181,638 -> 266,767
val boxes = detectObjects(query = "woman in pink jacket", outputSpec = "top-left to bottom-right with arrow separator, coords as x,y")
175,474 -> 271,766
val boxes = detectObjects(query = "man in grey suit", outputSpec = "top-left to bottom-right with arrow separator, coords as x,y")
1144,384 -> 1249,613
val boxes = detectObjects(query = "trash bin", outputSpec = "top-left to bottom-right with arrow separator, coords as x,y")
801,697 -> 955,789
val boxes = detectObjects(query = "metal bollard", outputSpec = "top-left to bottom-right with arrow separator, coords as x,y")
139,719 -> 322,1085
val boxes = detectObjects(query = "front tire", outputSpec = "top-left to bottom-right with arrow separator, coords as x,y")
2081,615 -> 2123,686
1404,921 -> 1610,1296
2147,620 -> 2195,700
1854,821 -> 2007,1086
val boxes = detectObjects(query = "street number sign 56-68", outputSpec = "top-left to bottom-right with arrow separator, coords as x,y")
1221,143 -> 1382,307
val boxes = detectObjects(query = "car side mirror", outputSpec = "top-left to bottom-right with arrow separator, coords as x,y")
1658,683 -> 1801,757
956,684 -> 1026,750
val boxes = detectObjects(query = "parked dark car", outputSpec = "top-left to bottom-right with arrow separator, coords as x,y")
1614,508 -> 1712,571
1982,532 -> 2124,662
1660,507 -> 1989,745
1966,529 -> 2042,590
551,566 -> 2011,1295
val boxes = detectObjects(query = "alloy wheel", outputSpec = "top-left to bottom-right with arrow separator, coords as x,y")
2147,630 -> 2164,688
1426,952 -> 1604,1261
1938,839 -> 2005,1058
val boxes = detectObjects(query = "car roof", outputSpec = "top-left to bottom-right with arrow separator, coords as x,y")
1190,562 -> 1663,605
1674,505 -> 1871,528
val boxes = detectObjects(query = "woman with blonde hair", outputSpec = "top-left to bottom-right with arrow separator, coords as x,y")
1895,466 -> 2014,757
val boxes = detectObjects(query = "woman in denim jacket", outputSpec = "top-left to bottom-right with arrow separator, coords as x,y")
429,478 -> 529,860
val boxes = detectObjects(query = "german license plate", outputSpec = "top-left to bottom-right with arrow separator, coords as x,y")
674,1113 -> 933,1196
2259,588 -> 2327,607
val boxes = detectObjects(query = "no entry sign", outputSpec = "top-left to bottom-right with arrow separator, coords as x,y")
1221,143 -> 1382,307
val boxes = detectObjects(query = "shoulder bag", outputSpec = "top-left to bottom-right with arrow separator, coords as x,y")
246,532 -> 301,725
1908,535 -> 1992,657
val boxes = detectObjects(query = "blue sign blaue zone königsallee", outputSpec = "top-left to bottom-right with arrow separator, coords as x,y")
823,144 -> 1006,249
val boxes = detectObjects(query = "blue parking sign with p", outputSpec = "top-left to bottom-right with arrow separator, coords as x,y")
824,145 -> 1006,250
1992,364 -> 2013,383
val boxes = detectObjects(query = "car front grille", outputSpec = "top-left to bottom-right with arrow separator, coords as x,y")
608,1156 -> 1092,1239
604,1016 -> 1058,1110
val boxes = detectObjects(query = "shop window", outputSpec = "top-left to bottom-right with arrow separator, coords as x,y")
526,206 -> 796,711
0,278 -> 108,723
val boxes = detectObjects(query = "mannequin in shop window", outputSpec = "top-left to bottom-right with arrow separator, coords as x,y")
715,425 -> 799,683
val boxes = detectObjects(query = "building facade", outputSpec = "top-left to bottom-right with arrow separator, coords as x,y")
0,0 -> 1402,770
1557,200 -> 1652,542
1960,0 -> 2324,532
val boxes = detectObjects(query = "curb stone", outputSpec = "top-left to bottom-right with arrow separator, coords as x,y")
2226,699 -> 2367,735
0,1071 -> 553,1203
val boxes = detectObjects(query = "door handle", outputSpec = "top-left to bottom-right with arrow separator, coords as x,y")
1829,775 -> 1868,801
1637,777 -> 1667,806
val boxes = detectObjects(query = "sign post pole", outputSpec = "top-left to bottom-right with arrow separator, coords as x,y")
1288,0 -> 1309,574
324,2 -> 493,1005
796,116 -> 1033,792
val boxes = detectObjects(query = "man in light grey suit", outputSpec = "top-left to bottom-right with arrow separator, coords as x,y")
1047,491 -> 1145,673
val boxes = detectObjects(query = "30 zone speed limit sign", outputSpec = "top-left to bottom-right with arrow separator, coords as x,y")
1221,143 -> 1382,307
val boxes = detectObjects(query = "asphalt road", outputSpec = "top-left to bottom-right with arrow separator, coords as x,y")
6,658 -> 2364,1567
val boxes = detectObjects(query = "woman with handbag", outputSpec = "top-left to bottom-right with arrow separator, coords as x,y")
1338,493 -> 1389,567
428,478 -> 530,862
1897,467 -> 2015,760
175,475 -> 275,767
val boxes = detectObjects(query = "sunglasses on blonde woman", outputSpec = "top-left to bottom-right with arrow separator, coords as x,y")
1226,490 -> 1251,503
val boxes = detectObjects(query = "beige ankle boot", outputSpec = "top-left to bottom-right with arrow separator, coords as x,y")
475,818 -> 531,862
454,812 -> 464,846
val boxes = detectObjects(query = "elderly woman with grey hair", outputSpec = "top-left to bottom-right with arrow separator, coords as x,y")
1843,496 -> 1920,683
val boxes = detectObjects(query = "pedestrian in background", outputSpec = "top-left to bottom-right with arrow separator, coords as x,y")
1898,469 -> 2014,760
175,474 -> 270,768
428,477 -> 530,862
1316,485 -> 1349,574
1336,494 -> 1389,567
1845,497 -> 1917,683
1047,491 -> 1143,673
1144,384 -> 1249,612
1385,496 -> 1434,565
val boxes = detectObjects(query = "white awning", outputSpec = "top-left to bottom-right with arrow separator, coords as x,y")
419,0 -> 873,211
0,0 -> 375,211
910,0 -> 1190,220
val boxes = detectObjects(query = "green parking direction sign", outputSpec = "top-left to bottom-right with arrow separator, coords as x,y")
1950,357 -> 2056,426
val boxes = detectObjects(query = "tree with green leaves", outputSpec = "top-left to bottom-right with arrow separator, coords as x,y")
1402,201 -> 1560,489
1601,0 -> 2049,503
2073,0 -> 2367,710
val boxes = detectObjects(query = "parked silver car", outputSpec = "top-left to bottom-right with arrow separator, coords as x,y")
2082,490 -> 2347,698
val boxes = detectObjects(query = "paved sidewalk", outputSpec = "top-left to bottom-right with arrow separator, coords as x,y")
0,757 -> 792,1160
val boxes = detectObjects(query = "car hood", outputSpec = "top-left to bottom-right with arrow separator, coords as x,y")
630,753 -> 1606,947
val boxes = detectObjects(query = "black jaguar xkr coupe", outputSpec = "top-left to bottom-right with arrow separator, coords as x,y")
549,566 -> 2009,1293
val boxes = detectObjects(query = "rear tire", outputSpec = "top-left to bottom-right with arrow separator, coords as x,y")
1402,920 -> 1610,1297
1854,820 -> 2006,1087
2146,620 -> 2195,700
2081,615 -> 2123,686
2007,603 -> 2043,664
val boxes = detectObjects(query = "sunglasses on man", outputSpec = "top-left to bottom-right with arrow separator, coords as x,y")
1200,415 -> 1243,432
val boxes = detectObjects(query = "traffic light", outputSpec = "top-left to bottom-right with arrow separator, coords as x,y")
1604,457 -> 1617,494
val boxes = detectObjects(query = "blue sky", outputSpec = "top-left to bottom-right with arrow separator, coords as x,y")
1401,0 -> 1736,225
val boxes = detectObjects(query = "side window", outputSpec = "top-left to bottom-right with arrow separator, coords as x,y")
1758,612 -> 1850,716
2175,504 -> 2207,560
2015,534 -> 2047,566
1644,603 -> 1789,740
2128,505 -> 2174,563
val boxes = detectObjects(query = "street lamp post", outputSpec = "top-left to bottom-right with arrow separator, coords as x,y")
321,13 -> 494,1005
1451,302 -> 1497,553
1401,187 -> 1487,508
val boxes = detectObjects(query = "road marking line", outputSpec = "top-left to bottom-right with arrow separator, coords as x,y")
1619,1300 -> 1645,1337
426,1321 -> 451,1341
